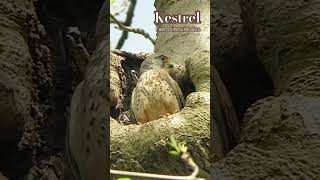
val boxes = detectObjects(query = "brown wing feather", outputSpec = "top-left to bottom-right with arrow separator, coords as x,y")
159,70 -> 185,109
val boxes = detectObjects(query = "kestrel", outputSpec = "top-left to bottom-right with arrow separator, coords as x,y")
131,54 -> 185,124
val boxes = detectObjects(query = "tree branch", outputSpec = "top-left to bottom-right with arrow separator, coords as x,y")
111,14 -> 156,47
112,49 -> 150,62
116,0 -> 136,49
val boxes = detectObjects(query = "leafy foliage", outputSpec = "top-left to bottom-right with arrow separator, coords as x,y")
168,135 -> 188,156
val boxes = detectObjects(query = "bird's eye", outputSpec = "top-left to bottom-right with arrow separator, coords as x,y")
159,55 -> 166,60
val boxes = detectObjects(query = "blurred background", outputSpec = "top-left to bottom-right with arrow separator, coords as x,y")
110,0 -> 156,53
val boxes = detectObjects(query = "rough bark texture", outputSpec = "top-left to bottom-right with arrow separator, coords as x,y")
212,0 -> 320,179
211,0 -> 274,158
110,50 -> 148,122
211,0 -> 273,119
110,52 -> 210,178
0,0 -> 104,179
2,0 -> 319,179
0,0 -> 54,178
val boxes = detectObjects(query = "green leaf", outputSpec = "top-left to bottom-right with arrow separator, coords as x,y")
116,178 -> 131,180
169,150 -> 180,156
168,136 -> 190,157
169,135 -> 178,149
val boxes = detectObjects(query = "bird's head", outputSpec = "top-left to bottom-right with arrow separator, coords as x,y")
140,54 -> 175,75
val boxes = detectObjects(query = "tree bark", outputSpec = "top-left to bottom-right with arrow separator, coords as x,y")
212,0 -> 320,179
110,0 -> 211,178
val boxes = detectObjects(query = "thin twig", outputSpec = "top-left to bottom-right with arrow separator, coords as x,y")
110,19 -> 125,25
111,14 -> 156,46
110,151 -> 204,180
181,152 -> 199,179
110,169 -> 202,180
116,0 -> 136,49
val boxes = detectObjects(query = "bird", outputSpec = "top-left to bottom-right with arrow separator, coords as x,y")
65,3 -> 108,180
131,54 -> 185,124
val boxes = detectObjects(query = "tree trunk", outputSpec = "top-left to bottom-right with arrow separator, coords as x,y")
110,0 -> 211,178
212,0 -> 320,179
